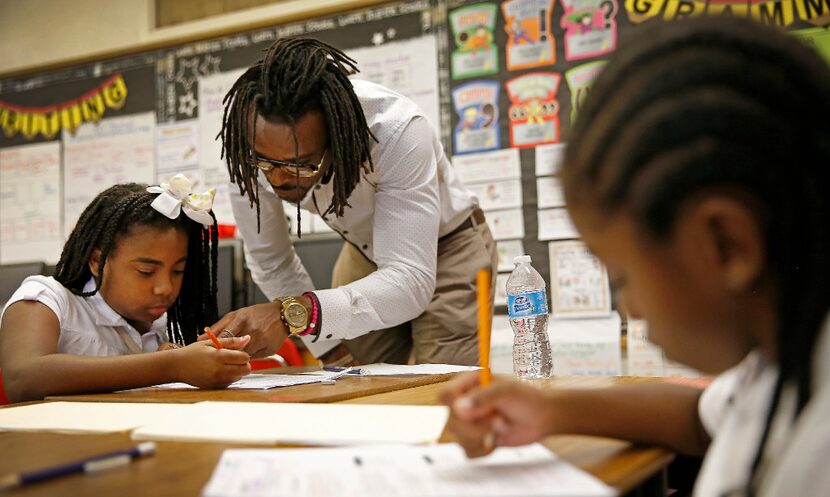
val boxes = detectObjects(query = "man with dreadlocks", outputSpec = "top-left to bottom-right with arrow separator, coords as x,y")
209,37 -> 496,366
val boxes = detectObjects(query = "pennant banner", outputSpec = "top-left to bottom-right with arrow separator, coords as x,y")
0,73 -> 128,141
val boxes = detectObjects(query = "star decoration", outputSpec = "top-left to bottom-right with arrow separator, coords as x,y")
371,32 -> 384,46
386,28 -> 397,39
175,58 -> 200,92
178,91 -> 197,117
199,55 -> 221,76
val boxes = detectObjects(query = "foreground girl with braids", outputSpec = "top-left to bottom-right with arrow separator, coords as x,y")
441,17 -> 830,496
212,38 -> 496,367
0,176 -> 251,402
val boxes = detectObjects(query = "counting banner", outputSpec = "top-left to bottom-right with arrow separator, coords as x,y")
0,73 -> 128,140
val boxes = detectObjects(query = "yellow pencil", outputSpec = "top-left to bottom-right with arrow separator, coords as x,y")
476,268 -> 492,386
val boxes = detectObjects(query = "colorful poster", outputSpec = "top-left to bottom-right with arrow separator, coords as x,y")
502,0 -> 556,71
561,0 -> 618,61
452,81 -> 500,154
450,3 -> 499,79
564,61 -> 607,124
506,72 -> 562,148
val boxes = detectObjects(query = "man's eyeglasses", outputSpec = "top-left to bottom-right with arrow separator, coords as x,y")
253,149 -> 327,178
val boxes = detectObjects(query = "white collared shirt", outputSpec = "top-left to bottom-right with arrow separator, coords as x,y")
231,79 -> 478,356
694,313 -> 830,496
0,276 -> 167,355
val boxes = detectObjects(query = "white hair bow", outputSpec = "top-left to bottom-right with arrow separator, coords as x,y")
147,174 -> 216,228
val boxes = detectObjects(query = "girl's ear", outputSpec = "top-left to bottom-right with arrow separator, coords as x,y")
88,248 -> 102,278
693,197 -> 765,293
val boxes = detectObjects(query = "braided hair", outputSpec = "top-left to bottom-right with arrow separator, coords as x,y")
53,183 -> 219,345
220,37 -> 376,232
561,17 -> 830,495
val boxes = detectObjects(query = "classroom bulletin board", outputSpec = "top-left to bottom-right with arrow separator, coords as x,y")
1,0 -> 827,370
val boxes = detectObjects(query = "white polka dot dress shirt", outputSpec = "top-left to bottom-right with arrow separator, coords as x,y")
230,79 -> 478,357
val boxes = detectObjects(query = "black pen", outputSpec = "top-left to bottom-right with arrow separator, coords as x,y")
322,366 -> 363,375
0,442 -> 156,491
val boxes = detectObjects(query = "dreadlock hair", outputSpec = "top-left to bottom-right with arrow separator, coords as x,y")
219,37 -> 376,234
53,183 -> 219,346
561,16 -> 830,495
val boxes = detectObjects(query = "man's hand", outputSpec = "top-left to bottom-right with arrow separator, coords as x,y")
202,302 -> 288,358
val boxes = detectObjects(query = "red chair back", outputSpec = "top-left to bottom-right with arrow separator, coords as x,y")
0,368 -> 10,405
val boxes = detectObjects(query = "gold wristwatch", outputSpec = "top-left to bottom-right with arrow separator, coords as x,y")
276,297 -> 309,336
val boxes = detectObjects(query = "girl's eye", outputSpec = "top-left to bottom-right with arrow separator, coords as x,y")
137,270 -> 154,277
173,269 -> 186,276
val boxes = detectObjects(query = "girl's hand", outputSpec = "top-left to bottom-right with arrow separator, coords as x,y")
439,372 -> 556,457
172,336 -> 252,389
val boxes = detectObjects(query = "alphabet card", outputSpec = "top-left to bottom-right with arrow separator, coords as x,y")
549,240 -> 612,318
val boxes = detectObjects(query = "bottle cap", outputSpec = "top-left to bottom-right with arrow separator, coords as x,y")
513,255 -> 532,264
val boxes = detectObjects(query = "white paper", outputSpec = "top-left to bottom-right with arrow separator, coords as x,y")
496,239 -> 525,272
198,70 -> 245,225
348,36 -> 441,130
155,119 -> 200,175
467,179 -> 523,211
0,142 -> 63,264
379,364 -> 477,375
305,363 -> 480,376
537,176 -> 566,208
550,313 -> 621,376
538,208 -> 580,241
495,272 -> 509,306
535,143 -> 566,176
202,443 -> 616,497
62,112 -> 156,235
0,402 -> 187,434
625,319 -> 665,377
132,401 -> 449,446
452,148 -> 521,184
487,208 -> 525,240
549,241 -> 612,318
145,373 -> 342,390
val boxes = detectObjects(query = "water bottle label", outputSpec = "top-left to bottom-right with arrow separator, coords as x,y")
507,290 -> 548,318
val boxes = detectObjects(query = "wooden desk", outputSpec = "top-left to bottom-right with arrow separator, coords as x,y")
2,376 -> 675,497
46,370 -> 457,404
340,376 -> 675,496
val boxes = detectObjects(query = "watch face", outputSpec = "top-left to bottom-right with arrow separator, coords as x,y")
285,302 -> 308,327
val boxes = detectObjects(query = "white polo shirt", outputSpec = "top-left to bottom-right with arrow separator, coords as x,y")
0,276 -> 167,356
695,313 -> 830,496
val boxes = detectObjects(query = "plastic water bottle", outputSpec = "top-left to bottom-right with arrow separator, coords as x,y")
507,255 -> 553,379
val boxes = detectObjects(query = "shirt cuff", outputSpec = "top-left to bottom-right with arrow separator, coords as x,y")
313,287 -> 353,340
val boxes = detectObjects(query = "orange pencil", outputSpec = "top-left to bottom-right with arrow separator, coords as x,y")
476,268 -> 492,386
205,329 -> 224,349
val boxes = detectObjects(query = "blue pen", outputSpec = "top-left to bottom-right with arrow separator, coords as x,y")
322,366 -> 363,375
0,442 -> 156,490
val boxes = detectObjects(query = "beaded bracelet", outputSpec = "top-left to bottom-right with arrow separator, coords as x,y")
301,291 -> 321,337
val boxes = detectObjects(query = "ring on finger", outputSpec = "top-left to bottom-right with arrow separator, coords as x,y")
220,329 -> 235,338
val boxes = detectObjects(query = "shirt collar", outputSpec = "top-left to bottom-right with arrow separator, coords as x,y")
82,278 -> 133,328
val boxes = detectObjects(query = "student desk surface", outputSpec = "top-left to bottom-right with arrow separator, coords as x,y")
44,367 -> 458,404
2,376 -> 675,497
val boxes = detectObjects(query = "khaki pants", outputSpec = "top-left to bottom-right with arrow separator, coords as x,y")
331,221 -> 497,365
